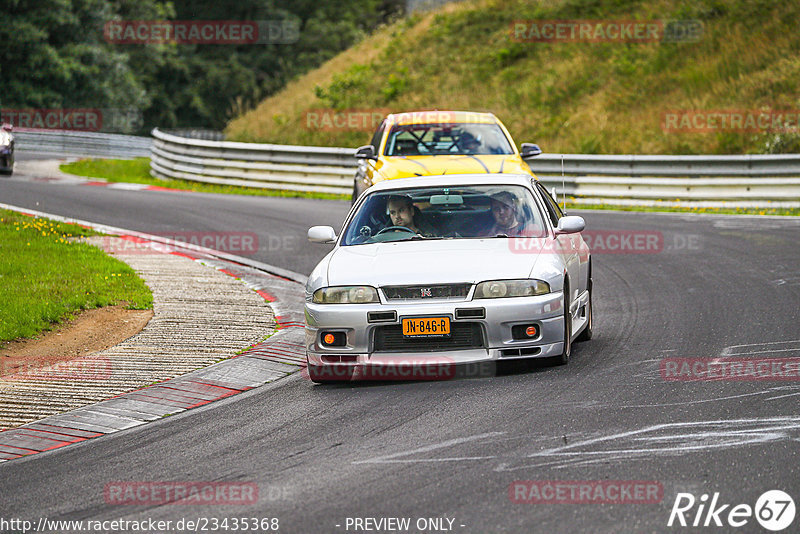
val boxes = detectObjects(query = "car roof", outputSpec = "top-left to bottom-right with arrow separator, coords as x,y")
366,173 -> 535,193
386,110 -> 498,126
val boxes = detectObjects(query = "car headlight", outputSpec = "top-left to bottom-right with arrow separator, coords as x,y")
312,286 -> 379,304
474,279 -> 550,299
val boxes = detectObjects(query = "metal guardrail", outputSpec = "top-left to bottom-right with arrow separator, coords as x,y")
532,154 -> 800,203
160,129 -> 226,141
150,128 -> 354,194
150,128 -> 800,204
13,129 -> 151,159
531,153 -> 800,177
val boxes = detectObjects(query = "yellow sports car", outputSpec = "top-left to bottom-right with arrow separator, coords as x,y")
351,111 -> 542,202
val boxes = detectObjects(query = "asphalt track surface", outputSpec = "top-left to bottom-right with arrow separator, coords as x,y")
2,162 -> 800,533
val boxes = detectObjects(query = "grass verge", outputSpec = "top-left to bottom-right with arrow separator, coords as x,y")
59,158 -> 349,201
226,0 -> 800,156
0,209 -> 153,343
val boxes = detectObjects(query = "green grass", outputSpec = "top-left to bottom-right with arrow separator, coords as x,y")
0,210 -> 153,343
59,158 -> 349,201
227,0 -> 800,156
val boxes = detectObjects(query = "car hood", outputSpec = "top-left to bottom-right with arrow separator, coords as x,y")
326,239 -> 545,287
375,155 -> 532,181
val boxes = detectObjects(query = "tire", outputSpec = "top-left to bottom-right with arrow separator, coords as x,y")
552,282 -> 571,366
575,266 -> 593,342
352,177 -> 368,205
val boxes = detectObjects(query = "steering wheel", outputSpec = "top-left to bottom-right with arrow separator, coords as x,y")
376,225 -> 416,235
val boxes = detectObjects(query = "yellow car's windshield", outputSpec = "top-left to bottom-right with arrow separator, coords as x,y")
384,123 -> 514,156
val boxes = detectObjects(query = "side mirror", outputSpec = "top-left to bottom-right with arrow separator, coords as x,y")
555,216 -> 585,235
354,145 -> 377,160
520,143 -> 542,158
1,123 -> 13,132
308,226 -> 337,244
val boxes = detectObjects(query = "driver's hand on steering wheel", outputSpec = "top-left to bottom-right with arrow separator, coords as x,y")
376,225 -> 418,236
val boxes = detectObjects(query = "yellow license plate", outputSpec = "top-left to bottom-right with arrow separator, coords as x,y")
402,317 -> 451,338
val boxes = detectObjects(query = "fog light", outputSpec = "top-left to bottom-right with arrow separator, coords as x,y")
512,324 -> 540,340
321,331 -> 346,347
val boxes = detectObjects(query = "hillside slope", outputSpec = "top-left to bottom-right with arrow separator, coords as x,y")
226,0 -> 800,155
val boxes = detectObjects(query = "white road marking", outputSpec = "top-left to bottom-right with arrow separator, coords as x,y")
352,432 -> 505,465
721,339 -> 800,356
355,417 -> 800,472
495,416 -> 800,471
618,388 -> 797,408
766,391 -> 800,401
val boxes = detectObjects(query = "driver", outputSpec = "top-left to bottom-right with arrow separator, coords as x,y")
458,131 -> 482,154
386,195 -> 437,236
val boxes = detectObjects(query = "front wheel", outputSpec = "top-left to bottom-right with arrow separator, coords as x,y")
575,270 -> 593,342
551,284 -> 571,366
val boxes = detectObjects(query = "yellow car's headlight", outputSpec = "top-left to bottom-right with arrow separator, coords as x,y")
474,279 -> 550,299
312,286 -> 379,304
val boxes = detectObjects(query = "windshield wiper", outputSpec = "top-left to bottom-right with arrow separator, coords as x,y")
402,235 -> 432,241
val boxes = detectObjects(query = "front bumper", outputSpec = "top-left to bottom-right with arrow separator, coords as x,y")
305,291 -> 565,372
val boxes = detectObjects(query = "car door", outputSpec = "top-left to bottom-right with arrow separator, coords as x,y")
534,182 -> 584,307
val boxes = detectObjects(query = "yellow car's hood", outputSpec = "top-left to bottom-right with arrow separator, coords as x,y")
374,155 -> 533,181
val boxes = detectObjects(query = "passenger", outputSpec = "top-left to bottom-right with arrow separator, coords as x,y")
482,191 -> 536,237
385,195 -> 437,236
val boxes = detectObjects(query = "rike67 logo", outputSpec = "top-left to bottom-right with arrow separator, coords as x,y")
668,490 -> 795,531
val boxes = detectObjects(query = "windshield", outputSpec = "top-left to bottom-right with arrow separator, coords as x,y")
341,185 -> 547,246
383,123 -> 514,156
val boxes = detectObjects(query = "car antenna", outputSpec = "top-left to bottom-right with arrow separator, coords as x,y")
561,154 -> 567,214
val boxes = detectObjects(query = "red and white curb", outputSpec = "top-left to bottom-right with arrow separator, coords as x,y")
0,204 -> 307,463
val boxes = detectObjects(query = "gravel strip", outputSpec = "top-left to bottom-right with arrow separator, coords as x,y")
0,238 -> 275,430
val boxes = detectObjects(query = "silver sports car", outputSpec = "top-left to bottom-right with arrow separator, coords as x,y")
304,174 -> 592,383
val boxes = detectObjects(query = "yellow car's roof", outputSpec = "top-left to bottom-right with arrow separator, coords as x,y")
387,110 -> 498,126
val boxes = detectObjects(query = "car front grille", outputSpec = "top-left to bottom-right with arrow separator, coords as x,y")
381,283 -> 472,301
373,322 -> 485,352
